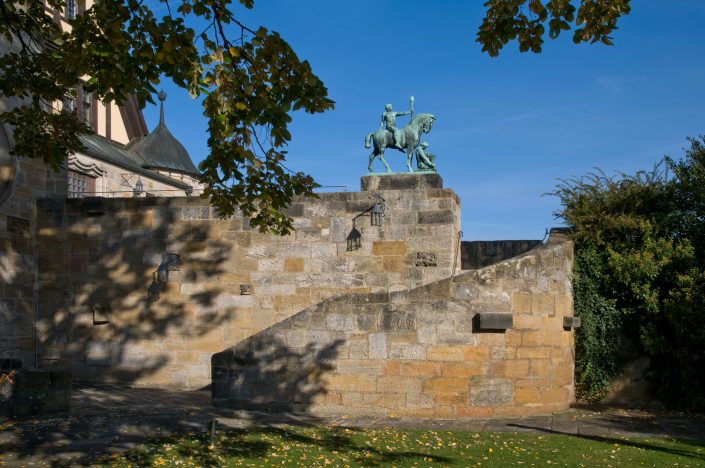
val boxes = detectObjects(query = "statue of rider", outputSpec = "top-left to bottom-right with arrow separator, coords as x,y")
381,103 -> 412,149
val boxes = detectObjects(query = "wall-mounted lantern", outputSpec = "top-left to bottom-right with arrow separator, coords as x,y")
370,202 -> 384,226
156,252 -> 180,283
352,194 -> 385,227
346,226 -> 362,251
346,194 -> 385,251
148,253 -> 180,302
121,173 -> 145,197
133,176 -> 144,197
148,279 -> 161,302
156,261 -> 169,283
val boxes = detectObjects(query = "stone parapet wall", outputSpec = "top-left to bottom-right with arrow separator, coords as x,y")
212,231 -> 575,418
35,175 -> 461,388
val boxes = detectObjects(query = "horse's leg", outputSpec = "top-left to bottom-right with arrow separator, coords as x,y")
379,150 -> 391,173
368,152 -> 376,173
406,147 -> 414,172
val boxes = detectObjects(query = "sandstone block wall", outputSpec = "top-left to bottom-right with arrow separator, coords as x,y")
212,231 -> 575,418
1,155 -> 66,367
34,175 -> 461,388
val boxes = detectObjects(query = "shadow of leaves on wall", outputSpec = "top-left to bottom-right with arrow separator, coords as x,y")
37,197 -> 232,385
213,335 -> 344,413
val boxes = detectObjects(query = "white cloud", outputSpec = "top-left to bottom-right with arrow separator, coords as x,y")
596,76 -> 647,95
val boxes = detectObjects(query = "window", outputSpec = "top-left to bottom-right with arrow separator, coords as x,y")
66,0 -> 75,19
68,170 -> 94,198
63,96 -> 75,113
82,86 -> 92,127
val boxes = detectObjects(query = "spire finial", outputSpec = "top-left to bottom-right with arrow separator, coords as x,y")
158,91 -> 166,125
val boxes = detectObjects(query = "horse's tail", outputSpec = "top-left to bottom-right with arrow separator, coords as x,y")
364,133 -> 374,149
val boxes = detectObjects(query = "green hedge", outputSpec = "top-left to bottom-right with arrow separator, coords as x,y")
551,137 -> 705,409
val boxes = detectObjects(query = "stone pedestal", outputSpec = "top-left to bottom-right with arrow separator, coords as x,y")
361,172 -> 443,191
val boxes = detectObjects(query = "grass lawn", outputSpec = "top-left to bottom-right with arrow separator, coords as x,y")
102,425 -> 705,467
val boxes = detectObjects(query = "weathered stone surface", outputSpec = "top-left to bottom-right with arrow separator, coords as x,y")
377,376 -> 422,394
418,210 -> 455,225
379,311 -> 417,331
326,314 -> 356,331
427,345 -> 465,362
368,333 -> 387,359
216,294 -> 256,309
415,252 -> 437,267
372,241 -> 406,256
361,173 -> 443,191
469,378 -> 513,406
389,344 -> 426,360
86,341 -> 120,366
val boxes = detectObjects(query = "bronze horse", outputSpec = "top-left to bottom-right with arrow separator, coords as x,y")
364,113 -> 436,173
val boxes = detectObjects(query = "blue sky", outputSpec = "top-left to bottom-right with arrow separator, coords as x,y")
144,1 -> 705,240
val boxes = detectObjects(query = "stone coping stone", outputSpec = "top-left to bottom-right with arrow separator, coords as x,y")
361,173 -> 443,191
563,316 -> 581,329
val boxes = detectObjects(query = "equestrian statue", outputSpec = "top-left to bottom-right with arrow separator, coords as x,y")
364,96 -> 437,173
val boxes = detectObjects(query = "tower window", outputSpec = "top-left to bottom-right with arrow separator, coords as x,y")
63,96 -> 75,113
68,170 -> 94,198
82,87 -> 92,127
66,0 -> 76,19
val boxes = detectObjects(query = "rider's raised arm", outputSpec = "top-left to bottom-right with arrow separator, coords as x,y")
396,111 -> 412,117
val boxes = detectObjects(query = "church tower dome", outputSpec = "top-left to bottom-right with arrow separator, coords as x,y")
128,92 -> 200,177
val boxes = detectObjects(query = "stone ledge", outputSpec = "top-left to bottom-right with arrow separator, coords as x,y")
477,313 -> 513,331
562,316 -> 581,329
361,173 -> 443,191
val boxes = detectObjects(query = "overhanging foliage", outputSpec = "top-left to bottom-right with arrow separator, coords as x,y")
0,0 -> 334,234
477,0 -> 632,56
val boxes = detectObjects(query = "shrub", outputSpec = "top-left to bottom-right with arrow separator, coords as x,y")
551,140 -> 705,409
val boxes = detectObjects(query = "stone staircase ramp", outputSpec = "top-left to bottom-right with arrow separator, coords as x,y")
211,230 -> 576,419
